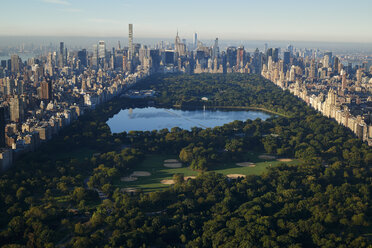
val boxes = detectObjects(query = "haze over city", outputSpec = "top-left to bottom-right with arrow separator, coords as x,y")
1,0 -> 372,43
0,1 -> 371,247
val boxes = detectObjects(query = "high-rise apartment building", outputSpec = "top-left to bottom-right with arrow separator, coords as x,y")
128,24 -> 134,60
323,55 -> 330,68
6,78 -> 15,95
193,33 -> 198,49
272,48 -> 279,62
150,49 -> 161,71
342,73 -> 347,91
40,79 -> 52,101
59,42 -> 65,67
10,55 -> 20,74
333,57 -> 339,74
237,46 -> 245,67
226,47 -> 237,68
324,51 -> 332,63
98,41 -> 106,59
212,38 -> 219,60
175,31 -> 186,56
78,49 -> 87,67
283,51 -> 290,71
92,44 -> 98,67
9,95 -> 24,123
266,48 -> 273,62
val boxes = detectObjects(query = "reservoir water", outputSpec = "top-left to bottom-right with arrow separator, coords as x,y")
107,107 -> 273,133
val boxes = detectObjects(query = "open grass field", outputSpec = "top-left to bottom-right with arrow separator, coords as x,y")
213,151 -> 299,176
115,151 -> 300,192
114,154 -> 199,192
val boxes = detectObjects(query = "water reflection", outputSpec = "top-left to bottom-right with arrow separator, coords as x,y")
107,107 -> 273,133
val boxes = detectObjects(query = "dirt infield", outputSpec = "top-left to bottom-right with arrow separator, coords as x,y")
131,171 -> 151,177
258,154 -> 276,160
121,176 -> 138,182
164,159 -> 179,163
236,162 -> 256,167
277,158 -> 293,162
161,179 -> 175,185
227,174 -> 247,179
163,163 -> 182,168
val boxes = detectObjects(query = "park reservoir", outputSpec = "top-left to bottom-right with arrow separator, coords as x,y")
107,107 -> 273,133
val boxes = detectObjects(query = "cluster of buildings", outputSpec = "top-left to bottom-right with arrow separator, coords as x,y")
1,24 -> 371,170
261,48 -> 372,145
0,25 -> 150,171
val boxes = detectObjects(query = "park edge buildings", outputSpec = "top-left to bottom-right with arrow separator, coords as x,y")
261,51 -> 372,146
0,24 -> 372,170
0,24 -> 151,171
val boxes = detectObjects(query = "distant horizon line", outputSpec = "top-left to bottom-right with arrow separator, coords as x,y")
0,35 -> 372,45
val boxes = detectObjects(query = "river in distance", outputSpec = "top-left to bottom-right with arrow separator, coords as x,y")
107,107 -> 273,133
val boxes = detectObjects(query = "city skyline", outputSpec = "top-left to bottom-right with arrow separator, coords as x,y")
1,0 -> 372,43
0,3 -> 371,246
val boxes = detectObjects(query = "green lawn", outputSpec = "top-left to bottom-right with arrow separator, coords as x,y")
114,154 -> 199,192
213,151 -> 299,175
115,151 -> 300,192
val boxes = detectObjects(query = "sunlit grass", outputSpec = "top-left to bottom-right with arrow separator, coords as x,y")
114,151 -> 300,192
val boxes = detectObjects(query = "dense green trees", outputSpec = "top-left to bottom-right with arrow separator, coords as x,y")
133,73 -> 309,117
0,73 -> 370,247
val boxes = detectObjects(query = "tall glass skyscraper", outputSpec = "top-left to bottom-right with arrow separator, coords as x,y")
98,41 -> 106,59
128,24 -> 133,60
193,33 -> 198,49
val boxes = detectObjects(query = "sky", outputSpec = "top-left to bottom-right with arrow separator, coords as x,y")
1,0 -> 372,43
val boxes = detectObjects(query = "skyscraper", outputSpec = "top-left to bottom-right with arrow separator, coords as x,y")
164,50 -> 175,65
193,33 -> 198,49
59,42 -> 65,67
78,49 -> 87,67
236,46 -> 245,67
283,51 -> 290,72
40,79 -> 52,101
341,73 -> 347,91
98,41 -> 106,59
333,57 -> 339,74
324,51 -> 332,64
150,49 -> 161,72
287,44 -> 294,55
60,42 -> 64,55
212,38 -> 219,60
0,60 -> 5,68
226,47 -> 237,68
9,95 -> 24,123
253,48 -> 262,74
272,48 -> 279,62
175,31 -> 186,56
6,78 -> 15,95
266,48 -> 273,62
128,24 -> 134,60
92,44 -> 98,67
10,55 -> 20,74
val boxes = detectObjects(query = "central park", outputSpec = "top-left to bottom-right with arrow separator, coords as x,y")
0,73 -> 371,247
116,153 -> 298,192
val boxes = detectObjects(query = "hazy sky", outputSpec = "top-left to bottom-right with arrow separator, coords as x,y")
1,0 -> 372,42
